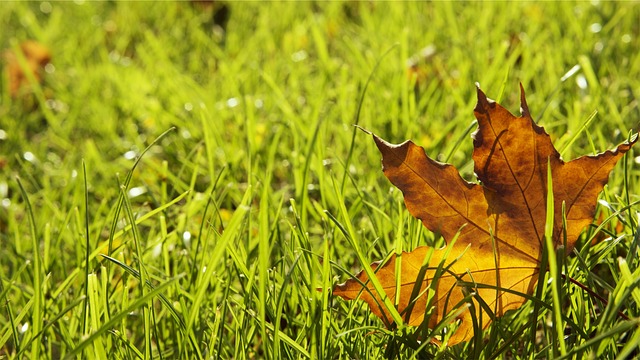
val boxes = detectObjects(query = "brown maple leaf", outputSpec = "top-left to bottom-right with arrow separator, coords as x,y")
333,85 -> 637,344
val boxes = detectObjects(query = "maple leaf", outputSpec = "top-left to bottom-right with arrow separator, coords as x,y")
333,85 -> 637,344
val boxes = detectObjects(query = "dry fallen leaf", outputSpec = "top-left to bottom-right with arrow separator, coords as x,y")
333,85 -> 636,344
4,40 -> 51,97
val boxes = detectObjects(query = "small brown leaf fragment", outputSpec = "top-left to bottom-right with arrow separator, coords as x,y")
333,85 -> 637,344
4,40 -> 51,97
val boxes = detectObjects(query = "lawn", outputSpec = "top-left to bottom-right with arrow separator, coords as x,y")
1,1 -> 640,359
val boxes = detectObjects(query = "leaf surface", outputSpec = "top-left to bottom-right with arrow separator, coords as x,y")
333,85 -> 637,344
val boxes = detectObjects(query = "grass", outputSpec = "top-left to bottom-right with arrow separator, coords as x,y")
1,1 -> 640,359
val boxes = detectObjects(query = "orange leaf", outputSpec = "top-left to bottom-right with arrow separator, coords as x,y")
333,85 -> 637,344
4,40 -> 51,97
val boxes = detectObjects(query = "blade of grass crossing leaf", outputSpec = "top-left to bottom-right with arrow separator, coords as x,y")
623,141 -> 637,236
530,222 -> 549,346
430,298 -> 473,347
486,226 -> 502,349
460,282 -> 587,338
394,201 -> 404,310
16,178 -> 43,359
465,279 -> 482,359
410,230 -> 468,342
544,157 -> 567,355
327,177 -> 403,326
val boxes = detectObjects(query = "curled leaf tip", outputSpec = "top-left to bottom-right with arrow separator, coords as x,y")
475,86 -> 494,113
354,124 -> 372,135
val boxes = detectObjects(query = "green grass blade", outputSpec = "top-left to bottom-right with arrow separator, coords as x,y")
325,176 -> 403,325
64,276 -> 180,359
544,158 -> 566,355
119,184 -> 152,358
16,178 -> 43,359
558,109 -> 598,156
87,274 -> 108,360
186,187 -> 251,335
341,44 -> 398,192
82,161 -> 91,336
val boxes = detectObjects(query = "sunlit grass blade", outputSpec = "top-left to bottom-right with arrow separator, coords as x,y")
119,182 -> 152,358
559,109 -> 598,156
100,254 -> 198,357
544,158 -> 566,355
341,44 -> 398,192
48,190 -> 189,302
186,187 -> 252,337
325,176 -> 403,326
87,274 -> 107,360
556,319 -> 640,360
82,161 -> 91,336
0,261 -> 30,354
64,276 -> 181,359
16,178 -> 43,359
16,296 -> 85,357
